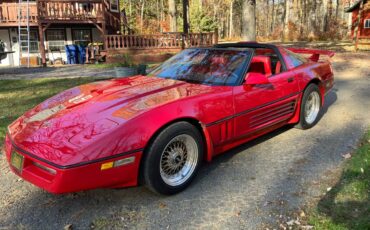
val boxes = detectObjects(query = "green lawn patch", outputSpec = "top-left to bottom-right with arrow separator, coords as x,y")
308,129 -> 370,229
0,78 -> 97,147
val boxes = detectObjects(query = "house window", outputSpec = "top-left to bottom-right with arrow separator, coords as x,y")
365,19 -> 370,29
21,30 -> 39,53
110,0 -> 119,12
72,29 -> 92,46
46,29 -> 66,51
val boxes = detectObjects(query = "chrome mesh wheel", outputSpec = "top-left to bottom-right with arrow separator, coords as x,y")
159,134 -> 198,187
304,91 -> 320,125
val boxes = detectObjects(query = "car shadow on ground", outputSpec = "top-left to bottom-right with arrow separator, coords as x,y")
317,89 -> 338,124
1,91 -> 339,229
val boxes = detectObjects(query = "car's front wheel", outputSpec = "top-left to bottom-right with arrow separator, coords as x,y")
142,122 -> 204,195
296,84 -> 322,129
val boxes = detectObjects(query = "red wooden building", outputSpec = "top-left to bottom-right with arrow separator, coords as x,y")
345,0 -> 370,49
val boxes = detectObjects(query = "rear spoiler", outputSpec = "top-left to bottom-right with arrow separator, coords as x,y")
287,48 -> 335,62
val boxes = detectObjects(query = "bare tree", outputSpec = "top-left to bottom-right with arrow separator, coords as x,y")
282,0 -> 290,41
270,0 -> 275,35
140,0 -> 145,33
241,0 -> 256,40
183,0 -> 190,33
229,0 -> 234,37
169,0 -> 177,31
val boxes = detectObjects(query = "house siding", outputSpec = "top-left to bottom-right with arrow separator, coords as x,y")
350,0 -> 370,38
1,26 -> 105,67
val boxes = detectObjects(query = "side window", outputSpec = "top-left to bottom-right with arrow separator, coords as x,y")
285,49 -> 307,68
248,48 -> 285,77
364,19 -> 370,28
110,0 -> 119,12
46,29 -> 66,51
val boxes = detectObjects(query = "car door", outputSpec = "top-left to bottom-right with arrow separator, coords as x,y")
233,59 -> 300,139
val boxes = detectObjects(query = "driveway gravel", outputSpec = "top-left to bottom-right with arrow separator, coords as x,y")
0,52 -> 369,229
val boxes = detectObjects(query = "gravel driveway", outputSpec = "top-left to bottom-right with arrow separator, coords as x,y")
0,52 -> 369,229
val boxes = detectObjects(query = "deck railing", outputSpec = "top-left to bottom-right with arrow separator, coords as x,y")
0,3 -> 38,24
105,32 -> 218,50
37,0 -> 105,21
0,1 -> 120,29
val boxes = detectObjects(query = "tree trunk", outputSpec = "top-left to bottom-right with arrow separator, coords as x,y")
270,0 -> 275,34
323,0 -> 329,32
140,0 -> 145,33
229,0 -> 234,37
183,0 -> 190,34
282,0 -> 289,41
266,0 -> 270,36
156,0 -> 160,31
160,0 -> 164,32
168,0 -> 177,32
241,0 -> 256,41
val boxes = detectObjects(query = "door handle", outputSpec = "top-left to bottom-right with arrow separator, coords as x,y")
287,77 -> 294,83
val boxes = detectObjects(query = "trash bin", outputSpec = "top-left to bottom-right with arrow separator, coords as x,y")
77,45 -> 86,64
65,45 -> 78,64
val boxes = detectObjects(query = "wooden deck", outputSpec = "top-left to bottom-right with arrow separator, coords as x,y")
0,0 -> 120,28
0,2 -> 38,26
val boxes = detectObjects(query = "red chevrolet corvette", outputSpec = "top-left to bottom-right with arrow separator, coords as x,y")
4,42 -> 334,195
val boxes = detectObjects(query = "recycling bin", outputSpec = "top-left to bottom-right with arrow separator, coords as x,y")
77,45 -> 87,64
65,45 -> 78,64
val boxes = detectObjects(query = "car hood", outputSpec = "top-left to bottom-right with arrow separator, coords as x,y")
8,75 -> 215,167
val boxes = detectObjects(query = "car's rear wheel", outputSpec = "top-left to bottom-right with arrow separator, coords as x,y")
296,84 -> 322,129
142,122 -> 204,195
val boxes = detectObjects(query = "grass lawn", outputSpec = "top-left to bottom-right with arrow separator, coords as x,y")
307,129 -> 370,229
0,78 -> 98,147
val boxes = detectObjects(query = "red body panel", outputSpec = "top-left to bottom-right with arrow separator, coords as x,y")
4,45 -> 335,194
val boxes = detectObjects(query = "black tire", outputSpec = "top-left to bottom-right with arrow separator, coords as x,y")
142,122 -> 204,195
296,84 -> 322,130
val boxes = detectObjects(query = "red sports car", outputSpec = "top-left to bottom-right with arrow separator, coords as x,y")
4,43 -> 334,195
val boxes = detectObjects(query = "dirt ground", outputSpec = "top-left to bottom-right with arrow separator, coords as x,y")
0,51 -> 369,229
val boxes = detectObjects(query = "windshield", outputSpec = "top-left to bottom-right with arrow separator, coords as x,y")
149,48 -> 251,86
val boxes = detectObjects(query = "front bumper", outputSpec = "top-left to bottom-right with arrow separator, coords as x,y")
4,134 -> 142,194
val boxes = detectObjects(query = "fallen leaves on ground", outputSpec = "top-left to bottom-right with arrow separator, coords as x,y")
342,152 -> 352,159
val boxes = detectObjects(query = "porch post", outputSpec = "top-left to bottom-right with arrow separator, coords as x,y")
36,0 -> 46,67
102,3 -> 107,50
38,24 -> 46,67
102,22 -> 107,50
